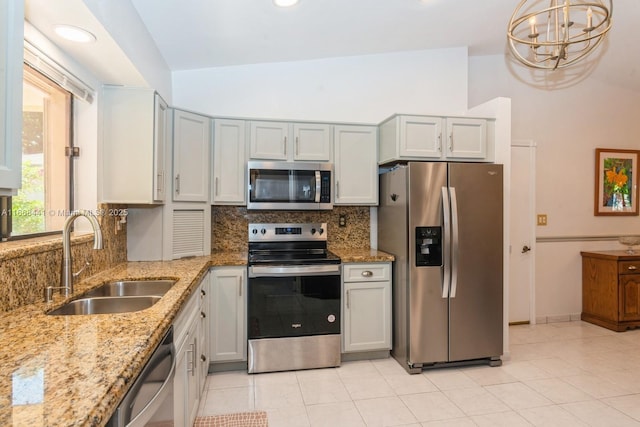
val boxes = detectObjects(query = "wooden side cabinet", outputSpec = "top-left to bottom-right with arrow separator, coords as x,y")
581,251 -> 640,331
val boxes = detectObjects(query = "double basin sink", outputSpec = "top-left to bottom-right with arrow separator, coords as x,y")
47,279 -> 176,316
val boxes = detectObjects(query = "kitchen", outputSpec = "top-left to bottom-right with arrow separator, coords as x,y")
1,0 -> 640,426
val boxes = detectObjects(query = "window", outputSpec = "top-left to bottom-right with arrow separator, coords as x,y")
1,65 -> 73,238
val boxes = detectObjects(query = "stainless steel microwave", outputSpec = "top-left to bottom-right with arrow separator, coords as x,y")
247,161 -> 333,210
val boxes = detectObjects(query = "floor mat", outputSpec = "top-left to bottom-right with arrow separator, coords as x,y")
194,411 -> 269,427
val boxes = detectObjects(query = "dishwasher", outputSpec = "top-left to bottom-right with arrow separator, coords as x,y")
106,326 -> 175,427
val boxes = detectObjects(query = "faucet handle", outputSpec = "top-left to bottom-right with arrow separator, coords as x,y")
73,260 -> 91,279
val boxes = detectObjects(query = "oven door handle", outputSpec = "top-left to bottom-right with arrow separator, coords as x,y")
249,264 -> 341,277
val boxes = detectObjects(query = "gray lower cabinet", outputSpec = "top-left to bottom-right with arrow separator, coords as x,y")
342,262 -> 392,353
209,266 -> 247,362
174,273 -> 209,427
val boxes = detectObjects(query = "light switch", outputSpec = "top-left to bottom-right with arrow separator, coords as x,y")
537,214 -> 547,226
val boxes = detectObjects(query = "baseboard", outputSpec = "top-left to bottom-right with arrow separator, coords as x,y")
535,313 -> 582,324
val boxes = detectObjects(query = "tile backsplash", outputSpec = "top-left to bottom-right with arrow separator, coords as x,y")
0,204 -> 127,312
211,206 -> 371,252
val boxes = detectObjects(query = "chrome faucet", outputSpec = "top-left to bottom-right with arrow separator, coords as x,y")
57,210 -> 103,299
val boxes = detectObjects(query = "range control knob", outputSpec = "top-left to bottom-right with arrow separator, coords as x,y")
318,228 -> 324,235
252,228 -> 258,235
310,228 -> 316,235
260,228 -> 266,235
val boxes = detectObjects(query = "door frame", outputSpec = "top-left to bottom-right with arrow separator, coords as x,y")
510,140 -> 537,325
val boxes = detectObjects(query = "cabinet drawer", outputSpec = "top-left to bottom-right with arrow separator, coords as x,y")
343,263 -> 390,282
620,261 -> 640,274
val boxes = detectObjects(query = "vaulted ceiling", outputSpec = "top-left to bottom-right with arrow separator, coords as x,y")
24,0 -> 640,92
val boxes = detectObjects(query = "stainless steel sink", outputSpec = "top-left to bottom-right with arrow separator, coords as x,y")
83,279 -> 176,298
47,295 -> 162,315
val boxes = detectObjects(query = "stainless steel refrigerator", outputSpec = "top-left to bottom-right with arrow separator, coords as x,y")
378,162 -> 503,374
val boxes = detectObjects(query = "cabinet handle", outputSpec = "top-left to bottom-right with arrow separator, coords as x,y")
201,289 -> 206,297
449,133 -> 453,151
361,270 -> 373,277
187,343 -> 194,374
175,174 -> 180,194
295,136 -> 299,156
346,290 -> 350,309
629,265 -> 638,271
284,136 -> 287,156
200,354 -> 207,363
437,134 -> 442,152
215,177 -> 219,196
201,311 -> 206,319
157,171 -> 164,193
238,277 -> 242,297
336,181 -> 340,198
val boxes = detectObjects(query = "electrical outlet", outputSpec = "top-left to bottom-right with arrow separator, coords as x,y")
537,214 -> 547,226
339,215 -> 347,227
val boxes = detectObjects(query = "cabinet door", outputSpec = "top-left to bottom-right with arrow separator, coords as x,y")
293,123 -> 332,161
334,125 -> 378,205
186,318 -> 200,427
212,119 -> 246,204
444,118 -> 487,159
102,87 -> 158,203
173,339 -> 187,427
210,267 -> 247,362
173,110 -> 211,202
249,121 -> 289,160
343,280 -> 392,352
0,0 -> 23,193
153,94 -> 168,202
399,115 -> 443,159
620,274 -> 640,321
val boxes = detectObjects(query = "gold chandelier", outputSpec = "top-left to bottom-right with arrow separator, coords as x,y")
507,0 -> 613,70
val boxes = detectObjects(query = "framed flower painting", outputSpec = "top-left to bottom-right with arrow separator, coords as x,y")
594,148 -> 640,216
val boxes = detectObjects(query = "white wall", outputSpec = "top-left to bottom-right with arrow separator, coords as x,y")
469,54 -> 640,319
172,48 -> 470,123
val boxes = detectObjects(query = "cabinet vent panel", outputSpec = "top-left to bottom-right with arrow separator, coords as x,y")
172,210 -> 205,258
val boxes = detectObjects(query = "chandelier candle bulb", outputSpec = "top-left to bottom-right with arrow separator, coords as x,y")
529,16 -> 537,35
587,7 -> 593,29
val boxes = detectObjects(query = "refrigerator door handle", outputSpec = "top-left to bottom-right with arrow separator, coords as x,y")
441,186 -> 451,299
450,187 -> 459,298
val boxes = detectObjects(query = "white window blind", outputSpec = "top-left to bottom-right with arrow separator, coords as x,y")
23,40 -> 95,104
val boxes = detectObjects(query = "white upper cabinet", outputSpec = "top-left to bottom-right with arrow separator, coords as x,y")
379,114 -> 492,164
0,0 -> 23,194
173,109 -> 211,202
101,87 -> 168,204
333,125 -> 378,205
249,121 -> 289,160
249,121 -> 332,162
444,117 -> 487,159
212,119 -> 246,205
292,123 -> 332,161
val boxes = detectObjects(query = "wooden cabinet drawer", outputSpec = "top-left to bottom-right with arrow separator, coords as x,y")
343,263 -> 390,282
620,261 -> 640,274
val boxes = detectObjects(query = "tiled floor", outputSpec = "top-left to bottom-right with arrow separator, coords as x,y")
197,321 -> 640,426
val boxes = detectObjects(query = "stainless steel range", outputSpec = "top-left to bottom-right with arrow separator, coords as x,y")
247,223 -> 341,374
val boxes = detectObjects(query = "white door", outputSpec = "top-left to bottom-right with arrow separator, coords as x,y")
509,142 -> 536,324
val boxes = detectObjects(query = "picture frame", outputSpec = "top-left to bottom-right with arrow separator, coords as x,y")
594,148 -> 640,216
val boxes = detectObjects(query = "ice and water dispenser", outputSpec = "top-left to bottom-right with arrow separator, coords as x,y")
415,226 -> 442,267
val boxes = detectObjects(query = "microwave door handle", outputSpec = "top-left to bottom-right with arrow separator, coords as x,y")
315,171 -> 321,202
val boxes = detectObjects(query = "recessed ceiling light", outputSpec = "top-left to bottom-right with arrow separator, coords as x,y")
53,25 -> 97,43
273,0 -> 299,7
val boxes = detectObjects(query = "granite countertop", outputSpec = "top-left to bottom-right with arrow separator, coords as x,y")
0,248 -> 391,427
0,252 -> 246,427
330,247 -> 395,263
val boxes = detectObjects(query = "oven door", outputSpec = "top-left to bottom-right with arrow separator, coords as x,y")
248,264 -> 341,339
